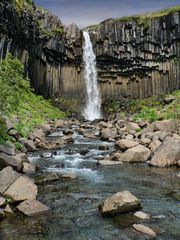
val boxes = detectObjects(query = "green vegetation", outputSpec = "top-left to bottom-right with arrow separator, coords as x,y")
56,97 -> 82,117
15,0 -> 34,12
0,54 -> 65,143
115,5 -> 180,29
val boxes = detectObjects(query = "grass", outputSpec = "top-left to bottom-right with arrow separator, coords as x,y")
0,54 -> 65,144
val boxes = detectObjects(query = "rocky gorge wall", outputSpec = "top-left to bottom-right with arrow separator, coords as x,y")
88,12 -> 180,99
0,0 -> 180,100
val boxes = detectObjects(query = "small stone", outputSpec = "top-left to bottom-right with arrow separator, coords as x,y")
98,160 -> 123,166
140,138 -> 151,146
134,211 -> 150,220
133,224 -> 156,238
62,173 -> 77,179
17,199 -> 49,216
4,204 -> 14,214
22,162 -> 36,174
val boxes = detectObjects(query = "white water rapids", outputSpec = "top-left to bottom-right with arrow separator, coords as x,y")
83,31 -> 102,121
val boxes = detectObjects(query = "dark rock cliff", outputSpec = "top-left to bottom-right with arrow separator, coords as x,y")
0,0 -> 84,98
88,12 -> 180,99
0,0 -> 180,100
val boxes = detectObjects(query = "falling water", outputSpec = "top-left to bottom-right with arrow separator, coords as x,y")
83,31 -> 102,121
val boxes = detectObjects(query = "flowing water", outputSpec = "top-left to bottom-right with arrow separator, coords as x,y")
83,32 -> 102,121
0,124 -> 179,240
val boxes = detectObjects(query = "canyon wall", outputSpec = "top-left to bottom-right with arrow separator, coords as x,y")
88,12 -> 180,99
0,0 -> 180,100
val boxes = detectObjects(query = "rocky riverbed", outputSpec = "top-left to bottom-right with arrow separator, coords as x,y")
0,117 -> 179,239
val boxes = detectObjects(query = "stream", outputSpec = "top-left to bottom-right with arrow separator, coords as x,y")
0,123 -> 179,240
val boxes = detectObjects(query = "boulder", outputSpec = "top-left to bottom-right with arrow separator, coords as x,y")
150,137 -> 180,167
80,148 -> 89,155
24,140 -> 36,151
164,95 -> 175,104
133,224 -> 156,238
149,140 -> 161,152
127,122 -> 141,131
134,211 -> 150,220
99,191 -> 141,215
17,199 -> 49,216
100,128 -> 117,141
153,120 -> 177,132
115,139 -> 138,151
29,129 -> 45,141
0,153 -> 21,171
22,162 -> 36,174
159,132 -> 172,141
35,172 -> 61,184
54,119 -> 64,128
0,143 -> 16,156
4,176 -> 37,201
0,167 -> 20,193
38,124 -> 51,134
120,145 -> 151,163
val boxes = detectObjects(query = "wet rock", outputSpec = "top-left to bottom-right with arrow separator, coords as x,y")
120,145 -> 151,163
0,153 -> 21,171
41,152 -> 53,158
133,224 -> 156,238
134,211 -> 150,220
98,145 -> 109,151
4,176 -> 37,201
0,143 -> 16,156
113,214 -> 140,227
109,152 -> 122,161
100,128 -> 117,141
62,173 -> 77,179
98,160 -> 123,166
80,148 -> 89,155
115,139 -> 138,151
63,129 -> 73,135
17,199 -> 49,216
0,167 -> 20,193
150,137 -> 180,167
153,120 -> 177,132
36,172 -> 61,184
22,162 -> 36,174
99,191 -> 141,216
149,140 -> 161,152
0,197 -> 6,206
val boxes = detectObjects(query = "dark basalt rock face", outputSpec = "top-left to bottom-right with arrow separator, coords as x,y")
0,0 -> 84,98
0,0 -> 180,100
88,14 -> 180,99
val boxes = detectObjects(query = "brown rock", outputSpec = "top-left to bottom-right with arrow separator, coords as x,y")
38,124 -> 51,134
62,173 -> 77,179
98,160 -> 123,166
4,204 -> 14,214
99,191 -> 141,215
109,152 -> 122,161
17,199 -> 49,216
24,140 -> 36,151
134,211 -> 150,220
4,176 -> 37,201
115,139 -> 138,151
54,120 -> 64,128
133,224 -> 156,238
22,162 -> 36,174
120,145 -> 151,163
100,128 -> 117,141
0,167 -> 20,193
149,140 -> 161,152
153,120 -> 177,132
127,122 -> 141,131
150,137 -> 180,167
0,153 -> 21,171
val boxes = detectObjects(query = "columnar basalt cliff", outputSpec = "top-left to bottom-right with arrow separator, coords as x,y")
0,0 -> 180,100
88,12 -> 180,99
0,0 -> 84,98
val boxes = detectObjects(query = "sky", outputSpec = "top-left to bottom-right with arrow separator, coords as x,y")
34,0 -> 180,28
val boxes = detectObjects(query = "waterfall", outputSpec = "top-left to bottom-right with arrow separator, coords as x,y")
83,31 -> 102,121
